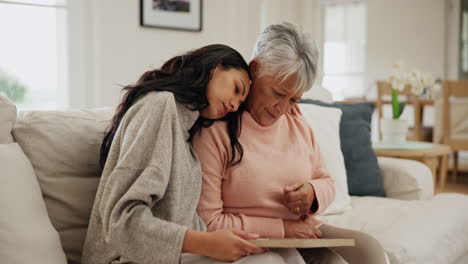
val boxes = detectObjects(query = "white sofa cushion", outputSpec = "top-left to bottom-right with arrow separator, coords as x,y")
0,95 -> 16,144
0,143 -> 67,264
378,157 -> 434,200
320,193 -> 468,264
12,108 -> 114,264
299,104 -> 351,215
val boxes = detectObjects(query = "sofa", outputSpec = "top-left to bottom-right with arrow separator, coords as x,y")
1,89 -> 468,264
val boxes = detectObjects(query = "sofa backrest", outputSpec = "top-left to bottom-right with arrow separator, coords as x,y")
7,86 -> 333,263
0,95 -> 16,144
12,107 -> 114,264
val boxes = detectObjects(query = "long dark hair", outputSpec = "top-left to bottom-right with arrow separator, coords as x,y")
100,44 -> 248,169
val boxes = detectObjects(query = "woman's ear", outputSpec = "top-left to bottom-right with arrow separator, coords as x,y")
249,60 -> 258,80
210,64 -> 221,80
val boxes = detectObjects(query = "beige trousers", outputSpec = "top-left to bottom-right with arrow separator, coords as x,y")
181,248 -> 305,264
181,224 -> 388,264
298,224 -> 388,264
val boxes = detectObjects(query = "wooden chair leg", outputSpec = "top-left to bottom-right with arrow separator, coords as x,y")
413,103 -> 422,141
452,151 -> 459,182
439,154 -> 449,189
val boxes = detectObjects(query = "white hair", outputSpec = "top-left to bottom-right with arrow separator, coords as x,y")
251,21 -> 319,94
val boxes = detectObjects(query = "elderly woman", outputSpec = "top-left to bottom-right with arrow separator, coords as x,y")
193,22 -> 388,264
82,44 -> 284,264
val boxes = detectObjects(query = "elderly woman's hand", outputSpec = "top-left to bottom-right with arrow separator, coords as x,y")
283,182 -> 316,216
288,103 -> 301,116
283,216 -> 322,238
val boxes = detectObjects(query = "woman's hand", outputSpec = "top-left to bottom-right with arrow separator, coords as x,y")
283,216 -> 322,238
204,230 -> 266,261
183,229 -> 265,262
284,182 -> 315,216
289,103 -> 302,116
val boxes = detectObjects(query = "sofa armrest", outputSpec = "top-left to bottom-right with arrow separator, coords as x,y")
378,157 -> 434,200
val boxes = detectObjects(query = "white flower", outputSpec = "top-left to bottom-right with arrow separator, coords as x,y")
432,83 -> 442,92
390,79 -> 398,90
394,71 -> 406,82
408,75 -> 419,88
422,73 -> 435,87
410,70 -> 422,81
388,63 -> 440,96
394,79 -> 406,91
412,83 -> 424,95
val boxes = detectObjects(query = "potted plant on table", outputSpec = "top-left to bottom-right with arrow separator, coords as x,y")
381,64 -> 441,144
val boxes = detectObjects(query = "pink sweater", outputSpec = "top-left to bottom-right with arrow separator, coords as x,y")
192,111 -> 335,238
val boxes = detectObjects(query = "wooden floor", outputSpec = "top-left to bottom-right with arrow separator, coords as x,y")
435,171 -> 468,195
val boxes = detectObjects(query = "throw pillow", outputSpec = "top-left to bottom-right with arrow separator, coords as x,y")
0,95 -> 16,144
299,104 -> 351,215
12,108 -> 114,264
0,143 -> 67,264
302,86 -> 334,103
300,100 -> 385,197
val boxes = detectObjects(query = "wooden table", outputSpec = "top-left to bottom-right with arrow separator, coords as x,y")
373,142 -> 452,189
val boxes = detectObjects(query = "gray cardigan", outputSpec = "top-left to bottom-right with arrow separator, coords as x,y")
82,92 -> 207,264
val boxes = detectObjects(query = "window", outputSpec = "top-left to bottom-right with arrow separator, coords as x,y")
322,1 -> 367,101
0,0 -> 68,109
460,0 -> 468,79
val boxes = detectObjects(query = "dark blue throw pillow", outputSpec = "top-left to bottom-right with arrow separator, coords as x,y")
300,99 -> 385,197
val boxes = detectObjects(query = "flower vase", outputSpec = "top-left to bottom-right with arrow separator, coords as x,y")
381,118 -> 409,145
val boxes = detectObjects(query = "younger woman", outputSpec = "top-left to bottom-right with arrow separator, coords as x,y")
82,44 -> 272,264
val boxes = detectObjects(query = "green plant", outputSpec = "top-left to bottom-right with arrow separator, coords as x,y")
0,71 -> 27,103
391,89 -> 406,119
388,63 -> 441,120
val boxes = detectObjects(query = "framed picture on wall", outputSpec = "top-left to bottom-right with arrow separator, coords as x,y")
140,0 -> 202,31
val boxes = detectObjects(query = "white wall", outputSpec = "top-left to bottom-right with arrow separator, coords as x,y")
365,0 -> 446,99
298,0 -> 449,101
69,0 -> 310,108
69,0 -> 456,108
69,0 -> 259,107
298,0 -> 450,141
67,0 -> 467,168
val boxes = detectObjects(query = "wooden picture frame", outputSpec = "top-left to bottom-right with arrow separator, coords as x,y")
140,0 -> 202,31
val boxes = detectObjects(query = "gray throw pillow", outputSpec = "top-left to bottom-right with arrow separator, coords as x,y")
300,99 -> 385,197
